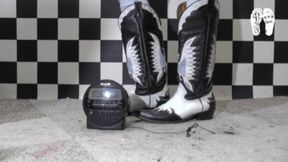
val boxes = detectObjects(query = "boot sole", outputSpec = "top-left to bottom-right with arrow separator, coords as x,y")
136,103 -> 216,124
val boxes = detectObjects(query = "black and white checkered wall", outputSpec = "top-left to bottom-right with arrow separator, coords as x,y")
0,0 -> 287,100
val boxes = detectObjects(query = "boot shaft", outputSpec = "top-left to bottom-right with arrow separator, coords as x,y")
119,2 -> 167,95
177,0 -> 219,100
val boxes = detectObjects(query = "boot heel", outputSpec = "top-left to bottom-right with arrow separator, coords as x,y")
196,101 -> 216,120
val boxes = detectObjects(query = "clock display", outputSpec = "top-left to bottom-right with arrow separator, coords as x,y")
88,88 -> 122,100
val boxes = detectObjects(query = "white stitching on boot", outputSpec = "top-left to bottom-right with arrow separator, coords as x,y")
178,37 -> 197,92
126,37 -> 143,85
206,34 -> 216,78
149,32 -> 166,83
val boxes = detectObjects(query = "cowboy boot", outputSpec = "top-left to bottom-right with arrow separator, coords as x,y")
136,0 -> 219,123
118,2 -> 169,111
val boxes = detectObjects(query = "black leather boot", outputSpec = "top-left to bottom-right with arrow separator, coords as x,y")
136,0 -> 219,123
119,2 -> 169,111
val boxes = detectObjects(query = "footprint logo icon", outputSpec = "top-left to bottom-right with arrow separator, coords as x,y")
250,8 -> 275,37
250,8 -> 263,36
263,8 -> 275,36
